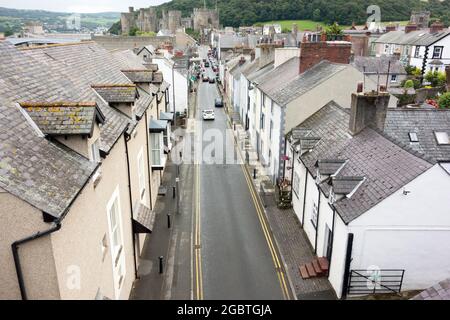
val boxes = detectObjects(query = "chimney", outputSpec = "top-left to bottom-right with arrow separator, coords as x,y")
405,23 -> 418,33
129,7 -> 134,13
274,47 -> 300,68
257,42 -> 283,68
250,50 -> 256,62
349,91 -> 391,135
299,40 -> 352,73
430,20 -> 444,34
385,23 -> 397,32
446,65 -> 450,91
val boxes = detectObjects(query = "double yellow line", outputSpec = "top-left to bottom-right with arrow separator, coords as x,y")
194,153 -> 204,299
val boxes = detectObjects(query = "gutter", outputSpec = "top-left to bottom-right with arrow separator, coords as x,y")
124,131 -> 139,280
11,161 -> 101,300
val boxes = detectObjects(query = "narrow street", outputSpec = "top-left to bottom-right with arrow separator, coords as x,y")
192,46 -> 290,300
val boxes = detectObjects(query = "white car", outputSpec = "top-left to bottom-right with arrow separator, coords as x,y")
202,109 -> 215,120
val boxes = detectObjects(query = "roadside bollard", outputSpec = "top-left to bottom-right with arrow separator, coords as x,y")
234,123 -> 236,131
159,256 -> 164,274
253,168 -> 257,179
173,186 -> 176,198
167,213 -> 171,229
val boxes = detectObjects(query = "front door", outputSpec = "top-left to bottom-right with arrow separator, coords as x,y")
324,224 -> 333,261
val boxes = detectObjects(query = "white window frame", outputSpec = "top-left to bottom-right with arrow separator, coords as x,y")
435,131 -> 450,145
414,46 -> 420,58
137,147 -> 146,201
311,202 -> 318,229
106,186 -> 126,299
90,139 -> 100,163
151,132 -> 164,167
293,170 -> 300,198
390,74 -> 397,82
432,46 -> 443,59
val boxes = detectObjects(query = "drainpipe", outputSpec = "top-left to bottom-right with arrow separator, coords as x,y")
289,146 -> 295,201
144,111 -> 153,211
124,132 -> 139,280
301,170 -> 308,226
314,188 -> 321,254
341,233 -> 354,299
11,161 -> 100,300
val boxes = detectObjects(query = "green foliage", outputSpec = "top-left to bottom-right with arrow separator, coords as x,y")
108,20 -> 121,35
401,78 -> 421,89
185,28 -> 200,40
128,27 -> 139,36
405,65 -> 422,76
326,22 -> 343,35
155,0 -> 450,28
424,71 -> 447,87
136,31 -> 156,36
438,92 -> 450,109
281,27 -> 290,33
404,80 -> 414,88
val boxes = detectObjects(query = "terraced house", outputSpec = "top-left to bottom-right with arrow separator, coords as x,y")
0,40 -> 172,299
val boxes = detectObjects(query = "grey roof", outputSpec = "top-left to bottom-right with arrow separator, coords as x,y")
92,85 -> 138,103
219,34 -> 248,49
270,61 -> 347,106
382,108 -> 450,163
331,176 -> 365,195
293,101 -> 431,223
135,88 -> 154,119
122,70 -> 153,83
149,119 -> 168,132
0,41 -> 97,217
352,56 -> 406,75
257,57 -> 300,98
133,202 -> 155,233
20,102 -> 103,136
6,37 -> 80,46
316,159 -> 347,175
411,278 -> 450,300
160,112 -> 174,121
112,49 -> 147,70
152,71 -> 163,83
373,29 -> 450,46
247,62 -> 274,83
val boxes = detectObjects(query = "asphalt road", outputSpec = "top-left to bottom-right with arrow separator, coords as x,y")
195,46 -> 285,300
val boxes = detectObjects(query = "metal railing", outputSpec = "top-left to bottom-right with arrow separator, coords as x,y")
347,269 -> 405,296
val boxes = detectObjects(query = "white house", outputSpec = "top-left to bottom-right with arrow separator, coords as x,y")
285,92 -> 450,298
372,22 -> 450,74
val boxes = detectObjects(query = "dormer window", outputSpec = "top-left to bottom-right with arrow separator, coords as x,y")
409,132 -> 419,143
435,132 -> 449,145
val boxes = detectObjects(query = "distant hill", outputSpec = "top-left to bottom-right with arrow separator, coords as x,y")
155,0 -> 450,27
0,7 -> 120,34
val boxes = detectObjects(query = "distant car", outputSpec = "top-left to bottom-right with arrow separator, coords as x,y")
215,98 -> 223,108
209,78 -> 215,83
203,76 -> 209,82
202,109 -> 215,120
205,62 -> 210,68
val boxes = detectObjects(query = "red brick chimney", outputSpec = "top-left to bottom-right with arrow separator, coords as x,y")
299,40 -> 352,74
430,20 -> 444,34
385,23 -> 397,32
405,23 -> 418,33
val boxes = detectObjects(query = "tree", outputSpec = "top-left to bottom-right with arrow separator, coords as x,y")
424,71 -> 446,87
313,9 -> 321,21
325,22 -> 343,37
108,21 -> 121,35
438,92 -> 450,109
404,80 -> 414,88
128,27 -> 139,36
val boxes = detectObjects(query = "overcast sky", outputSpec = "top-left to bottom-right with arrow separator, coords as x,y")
0,1 -> 170,13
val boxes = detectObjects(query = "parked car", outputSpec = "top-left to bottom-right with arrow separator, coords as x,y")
202,109 -> 215,120
209,78 -> 215,84
215,98 -> 223,108
203,76 -> 209,82
205,62 -> 210,68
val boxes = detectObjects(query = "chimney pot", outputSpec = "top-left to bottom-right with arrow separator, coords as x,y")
430,20 -> 444,34
357,82 -> 363,93
405,23 -> 418,33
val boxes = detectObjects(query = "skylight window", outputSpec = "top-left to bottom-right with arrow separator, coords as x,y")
435,132 -> 450,145
409,132 -> 419,142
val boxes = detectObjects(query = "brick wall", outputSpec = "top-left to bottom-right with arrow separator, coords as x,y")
299,41 -> 352,74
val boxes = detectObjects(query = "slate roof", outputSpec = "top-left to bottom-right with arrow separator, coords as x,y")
269,61 -> 347,106
112,49 -> 146,69
247,62 -> 274,83
373,29 -> 450,46
135,88 -> 154,119
293,101 -> 432,223
330,176 -> 365,195
20,102 -> 103,136
92,85 -> 138,103
382,108 -> 450,163
0,41 -> 97,217
411,278 -> 450,300
316,159 -> 347,175
122,70 -> 153,83
257,57 -> 300,98
352,56 -> 406,75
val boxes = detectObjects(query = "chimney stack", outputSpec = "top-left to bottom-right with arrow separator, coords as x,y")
430,20 -> 444,34
385,23 -> 397,32
292,23 -> 298,38
257,42 -> 283,68
349,91 -> 390,135
405,23 -> 418,33
299,40 -> 352,74
129,7 -> 134,13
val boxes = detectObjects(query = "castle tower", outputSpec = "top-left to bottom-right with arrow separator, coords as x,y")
121,7 -> 136,35
410,11 -> 431,29
168,10 -> 182,34
193,8 -> 220,31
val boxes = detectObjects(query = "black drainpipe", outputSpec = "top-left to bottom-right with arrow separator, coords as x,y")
301,170 -> 308,226
144,111 -> 153,211
124,131 -> 139,279
314,188 -> 321,254
11,161 -> 100,300
341,233 -> 354,299
327,207 -> 336,277
289,147 -> 295,201
421,46 -> 429,82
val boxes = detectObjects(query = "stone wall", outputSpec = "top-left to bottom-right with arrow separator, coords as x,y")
193,8 -> 219,31
92,35 -> 174,52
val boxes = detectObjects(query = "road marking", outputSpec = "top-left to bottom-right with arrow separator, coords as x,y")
227,120 -> 292,300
